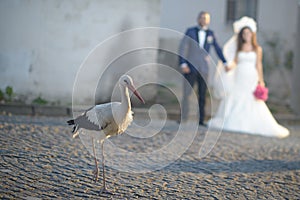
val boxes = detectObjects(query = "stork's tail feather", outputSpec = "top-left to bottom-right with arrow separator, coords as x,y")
71,124 -> 80,138
67,119 -> 79,138
72,125 -> 79,133
67,119 -> 75,125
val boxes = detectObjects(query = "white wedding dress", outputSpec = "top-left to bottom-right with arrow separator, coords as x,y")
208,51 -> 290,138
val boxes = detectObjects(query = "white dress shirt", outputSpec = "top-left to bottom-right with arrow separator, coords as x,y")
198,29 -> 206,49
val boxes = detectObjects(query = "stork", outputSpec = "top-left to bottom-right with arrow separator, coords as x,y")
67,75 -> 145,193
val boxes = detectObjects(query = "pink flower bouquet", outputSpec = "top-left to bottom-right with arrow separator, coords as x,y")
253,85 -> 268,101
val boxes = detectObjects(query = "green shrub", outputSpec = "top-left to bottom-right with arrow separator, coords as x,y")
32,96 -> 48,105
5,86 -> 14,102
284,50 -> 294,70
0,89 -> 4,101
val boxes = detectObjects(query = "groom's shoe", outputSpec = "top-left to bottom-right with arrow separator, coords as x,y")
199,122 -> 207,127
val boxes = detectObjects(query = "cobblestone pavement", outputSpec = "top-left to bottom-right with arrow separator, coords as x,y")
0,114 -> 299,199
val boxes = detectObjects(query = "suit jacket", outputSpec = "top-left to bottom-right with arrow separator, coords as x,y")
179,26 -> 227,76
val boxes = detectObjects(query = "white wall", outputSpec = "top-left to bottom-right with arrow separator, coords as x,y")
0,0 -> 161,104
258,0 -> 298,52
160,0 -> 298,55
257,0 -> 298,103
291,1 -> 300,114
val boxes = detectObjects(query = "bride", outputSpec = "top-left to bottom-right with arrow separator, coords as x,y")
208,17 -> 289,138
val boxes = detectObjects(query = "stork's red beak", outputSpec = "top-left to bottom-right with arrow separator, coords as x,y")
128,85 -> 145,104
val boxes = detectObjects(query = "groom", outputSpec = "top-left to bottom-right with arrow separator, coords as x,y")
179,11 -> 228,126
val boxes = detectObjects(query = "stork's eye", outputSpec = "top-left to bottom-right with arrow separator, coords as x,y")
124,80 -> 128,84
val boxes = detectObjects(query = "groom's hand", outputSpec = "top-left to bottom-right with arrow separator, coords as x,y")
181,63 -> 191,74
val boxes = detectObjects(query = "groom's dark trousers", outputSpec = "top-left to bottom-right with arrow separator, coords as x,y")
182,71 -> 207,124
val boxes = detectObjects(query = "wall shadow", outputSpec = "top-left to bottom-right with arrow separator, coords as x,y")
162,159 -> 300,174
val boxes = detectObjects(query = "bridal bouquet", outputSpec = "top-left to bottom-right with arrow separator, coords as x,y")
253,85 -> 268,101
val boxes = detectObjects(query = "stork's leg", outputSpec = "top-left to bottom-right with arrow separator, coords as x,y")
92,138 -> 99,182
100,139 -> 111,194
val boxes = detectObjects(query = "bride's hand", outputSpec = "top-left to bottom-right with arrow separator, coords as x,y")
225,65 -> 231,72
259,81 -> 265,87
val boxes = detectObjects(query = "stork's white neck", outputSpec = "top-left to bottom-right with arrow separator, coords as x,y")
120,84 -> 131,111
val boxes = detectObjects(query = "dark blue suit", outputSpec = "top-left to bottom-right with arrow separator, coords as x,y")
179,26 -> 226,124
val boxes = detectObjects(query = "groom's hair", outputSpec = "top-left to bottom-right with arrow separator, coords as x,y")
198,11 -> 210,19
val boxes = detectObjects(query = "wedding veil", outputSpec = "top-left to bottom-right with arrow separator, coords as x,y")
212,16 -> 257,99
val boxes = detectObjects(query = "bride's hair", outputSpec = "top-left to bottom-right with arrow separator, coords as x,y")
237,26 -> 258,52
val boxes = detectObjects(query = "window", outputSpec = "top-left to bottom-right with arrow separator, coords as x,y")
226,0 -> 258,23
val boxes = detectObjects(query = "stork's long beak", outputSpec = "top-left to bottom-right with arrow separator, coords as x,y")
128,84 -> 145,104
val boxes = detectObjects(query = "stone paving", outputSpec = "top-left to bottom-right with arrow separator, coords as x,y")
0,114 -> 299,199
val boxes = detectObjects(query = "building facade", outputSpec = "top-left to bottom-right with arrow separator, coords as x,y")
0,0 -> 299,111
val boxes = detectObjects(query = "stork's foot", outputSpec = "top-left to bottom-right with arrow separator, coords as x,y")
100,187 -> 112,195
93,167 -> 99,182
